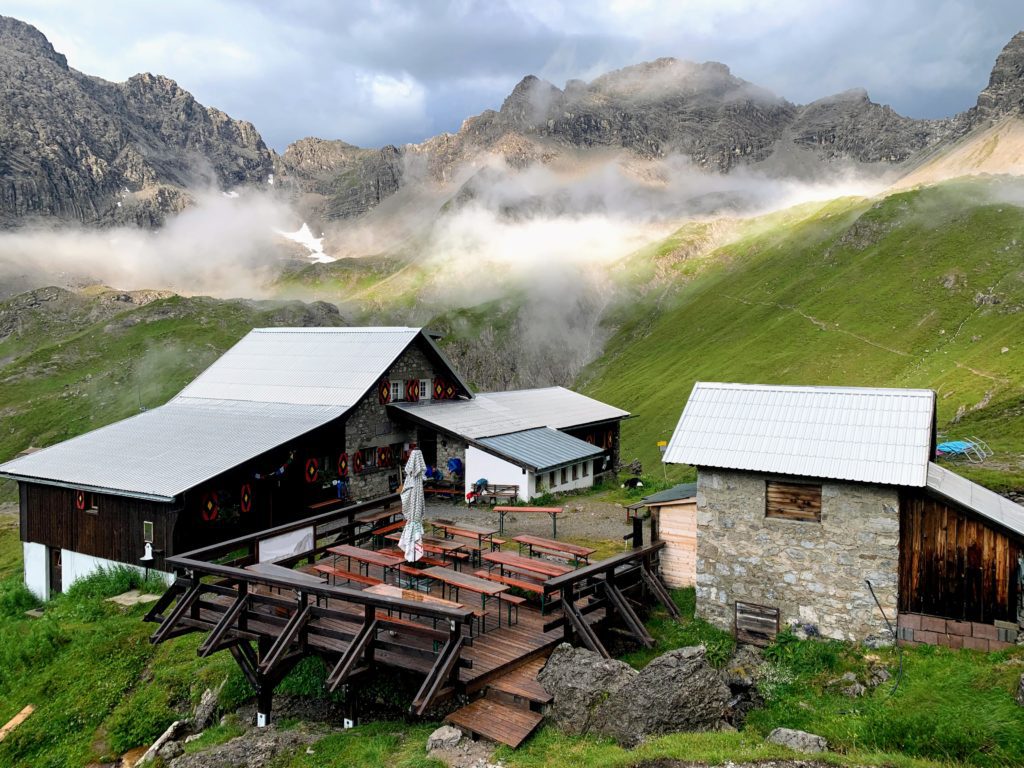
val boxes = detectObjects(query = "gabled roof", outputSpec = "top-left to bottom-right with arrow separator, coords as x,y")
176,327 -> 469,407
0,326 -> 470,500
926,462 -> 1024,539
391,386 -> 629,440
663,382 -> 936,487
0,400 -> 343,502
476,427 -> 604,472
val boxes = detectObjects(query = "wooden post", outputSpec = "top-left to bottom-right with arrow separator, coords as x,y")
256,685 -> 273,728
631,516 -> 644,549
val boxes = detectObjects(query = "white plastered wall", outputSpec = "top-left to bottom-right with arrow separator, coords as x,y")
23,542 -> 49,601
61,550 -> 173,592
465,446 -> 531,501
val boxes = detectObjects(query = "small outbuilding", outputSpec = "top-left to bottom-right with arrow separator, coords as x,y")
628,483 -> 698,588
664,381 -> 1024,648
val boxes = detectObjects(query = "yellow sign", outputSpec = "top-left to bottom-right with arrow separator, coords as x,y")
656,440 -> 668,447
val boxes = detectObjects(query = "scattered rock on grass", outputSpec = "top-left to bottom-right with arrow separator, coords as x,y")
427,725 -> 464,751
1017,673 -> 1024,706
767,727 -> 828,754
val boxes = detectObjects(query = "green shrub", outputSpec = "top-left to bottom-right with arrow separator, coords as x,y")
0,578 -> 38,619
106,686 -> 176,754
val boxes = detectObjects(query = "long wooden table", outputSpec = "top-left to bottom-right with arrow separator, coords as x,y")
482,550 -> 573,580
494,506 -> 563,537
513,534 -> 595,567
430,519 -> 500,555
421,566 -> 508,630
385,533 -> 468,570
327,544 -> 403,582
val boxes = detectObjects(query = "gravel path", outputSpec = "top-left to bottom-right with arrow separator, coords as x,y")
424,495 -> 634,556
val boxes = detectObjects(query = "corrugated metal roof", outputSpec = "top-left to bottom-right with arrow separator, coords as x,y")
0,400 -> 344,501
642,483 -> 699,505
477,428 -> 603,472
391,387 -> 629,439
663,382 -> 935,487
0,325 -> 475,499
176,327 -> 425,407
926,462 -> 1024,538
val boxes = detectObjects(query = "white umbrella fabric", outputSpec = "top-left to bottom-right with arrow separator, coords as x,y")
398,449 -> 426,563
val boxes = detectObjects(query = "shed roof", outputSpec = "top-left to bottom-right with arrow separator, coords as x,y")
391,387 -> 629,439
0,400 -> 343,501
926,462 -> 1024,538
643,482 -> 699,505
476,427 -> 604,472
663,382 -> 936,487
0,326 -> 470,500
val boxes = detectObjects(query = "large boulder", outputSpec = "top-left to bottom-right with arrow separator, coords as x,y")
537,643 -> 730,747
598,646 -> 731,746
536,644 -> 638,735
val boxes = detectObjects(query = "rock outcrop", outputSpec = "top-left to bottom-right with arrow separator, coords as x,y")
766,727 -> 829,754
0,15 -> 273,227
976,31 -> 1024,120
537,643 -> 730,747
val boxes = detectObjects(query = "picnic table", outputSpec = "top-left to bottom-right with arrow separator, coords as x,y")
481,550 -> 572,580
430,519 -> 500,552
513,534 -> 595,567
494,505 -> 564,537
327,544 -> 403,582
355,507 -> 404,525
384,533 -> 469,570
421,566 -> 508,630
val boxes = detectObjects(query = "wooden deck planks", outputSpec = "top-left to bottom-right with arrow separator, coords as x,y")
446,698 -> 543,749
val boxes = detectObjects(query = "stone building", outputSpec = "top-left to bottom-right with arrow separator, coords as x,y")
664,382 -> 1024,649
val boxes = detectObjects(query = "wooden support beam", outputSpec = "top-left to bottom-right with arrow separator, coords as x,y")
198,590 -> 251,658
258,605 -> 311,675
229,642 -> 260,691
0,706 -> 34,743
641,563 -> 680,619
142,579 -> 190,624
149,581 -> 205,645
603,579 -> 654,648
326,617 -> 378,692
563,598 -> 609,658
411,634 -> 465,716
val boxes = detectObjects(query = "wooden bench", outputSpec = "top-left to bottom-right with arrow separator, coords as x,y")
312,563 -> 383,587
473,569 -> 543,595
496,591 -> 525,624
372,520 -> 406,537
384,534 -> 471,568
513,534 -> 595,567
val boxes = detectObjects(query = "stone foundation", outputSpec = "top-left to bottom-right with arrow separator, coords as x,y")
696,470 -> 899,642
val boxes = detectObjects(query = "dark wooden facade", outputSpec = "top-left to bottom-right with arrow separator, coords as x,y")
21,482 -> 179,572
899,490 -> 1022,624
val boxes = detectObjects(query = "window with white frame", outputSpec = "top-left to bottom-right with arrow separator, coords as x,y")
582,461 -> 589,477
389,380 -> 405,402
420,378 -> 431,400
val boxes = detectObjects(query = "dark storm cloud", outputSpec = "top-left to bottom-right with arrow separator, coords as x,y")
5,1 -> 1023,151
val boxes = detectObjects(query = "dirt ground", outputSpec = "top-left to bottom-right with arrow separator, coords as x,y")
424,494 -> 635,558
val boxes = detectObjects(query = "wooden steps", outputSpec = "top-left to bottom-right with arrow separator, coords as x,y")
445,697 -> 543,749
486,657 -> 551,705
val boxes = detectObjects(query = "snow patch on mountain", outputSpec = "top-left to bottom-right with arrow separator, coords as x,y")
276,222 -> 335,263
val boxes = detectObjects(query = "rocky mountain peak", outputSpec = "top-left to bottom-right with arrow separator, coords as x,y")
499,75 -> 563,127
976,30 -> 1024,118
0,15 -> 67,68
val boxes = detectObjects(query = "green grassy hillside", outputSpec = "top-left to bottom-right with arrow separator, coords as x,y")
582,179 -> 1024,490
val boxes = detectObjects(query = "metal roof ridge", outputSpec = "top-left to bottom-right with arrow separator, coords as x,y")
693,381 -> 936,396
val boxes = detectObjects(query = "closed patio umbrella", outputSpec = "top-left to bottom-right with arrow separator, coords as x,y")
398,449 -> 426,563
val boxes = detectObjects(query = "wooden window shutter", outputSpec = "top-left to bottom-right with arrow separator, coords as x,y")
406,379 -> 420,402
765,480 -> 822,522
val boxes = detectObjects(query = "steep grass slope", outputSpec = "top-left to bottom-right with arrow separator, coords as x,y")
582,178 -> 1024,489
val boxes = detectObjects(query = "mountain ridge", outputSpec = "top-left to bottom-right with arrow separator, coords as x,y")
2,15 -> 1023,228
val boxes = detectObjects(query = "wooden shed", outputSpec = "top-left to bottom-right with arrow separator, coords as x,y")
630,483 -> 697,587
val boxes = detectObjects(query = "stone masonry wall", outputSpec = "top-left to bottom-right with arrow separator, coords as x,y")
345,343 -> 439,501
696,469 -> 899,642
436,438 -> 467,480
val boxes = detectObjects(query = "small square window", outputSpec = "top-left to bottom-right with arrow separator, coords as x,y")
143,520 -> 154,543
420,378 -> 432,400
572,464 -> 579,481
561,468 -> 568,485
549,471 -> 556,487
765,481 -> 822,522
582,461 -> 589,477
390,380 -> 405,402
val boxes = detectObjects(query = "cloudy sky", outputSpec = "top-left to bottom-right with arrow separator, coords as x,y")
7,1 -> 1024,151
